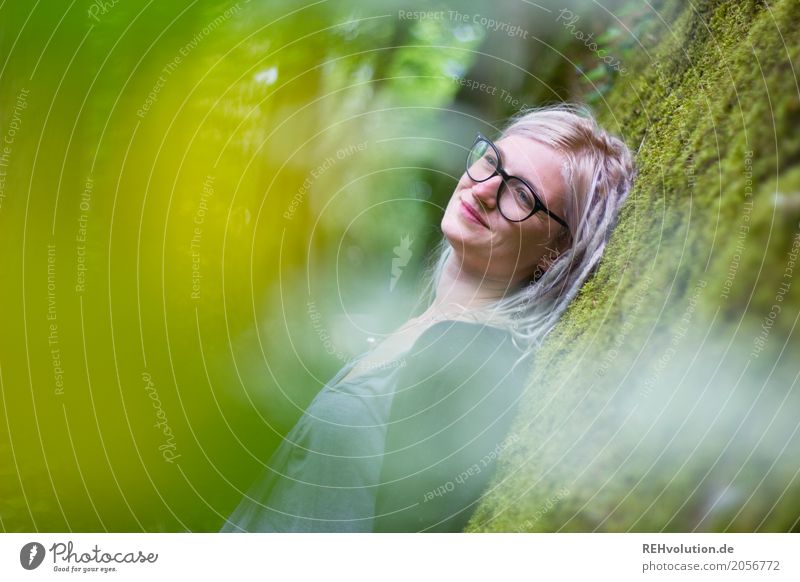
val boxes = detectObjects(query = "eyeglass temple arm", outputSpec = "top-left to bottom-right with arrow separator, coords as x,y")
545,209 -> 569,231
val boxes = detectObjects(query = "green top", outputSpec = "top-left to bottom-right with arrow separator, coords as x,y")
220,319 -> 530,533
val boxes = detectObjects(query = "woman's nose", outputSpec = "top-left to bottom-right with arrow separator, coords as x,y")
469,174 -> 502,208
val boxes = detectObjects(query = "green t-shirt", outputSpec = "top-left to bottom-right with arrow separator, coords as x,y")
220,320 -> 530,533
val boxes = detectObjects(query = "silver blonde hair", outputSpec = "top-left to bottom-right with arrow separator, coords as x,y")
418,103 -> 636,356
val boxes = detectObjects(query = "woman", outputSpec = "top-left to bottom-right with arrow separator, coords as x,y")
220,103 -> 635,532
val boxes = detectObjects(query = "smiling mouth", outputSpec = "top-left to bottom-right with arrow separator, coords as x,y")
460,200 -> 489,228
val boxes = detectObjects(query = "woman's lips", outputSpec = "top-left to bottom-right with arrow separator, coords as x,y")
460,200 -> 489,228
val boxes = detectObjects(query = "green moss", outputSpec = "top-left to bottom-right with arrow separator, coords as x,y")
469,0 -> 800,532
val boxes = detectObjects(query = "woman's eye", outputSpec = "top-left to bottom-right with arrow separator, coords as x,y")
516,189 -> 532,206
484,155 -> 498,167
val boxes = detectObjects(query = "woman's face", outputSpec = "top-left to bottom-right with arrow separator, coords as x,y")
441,134 -> 570,286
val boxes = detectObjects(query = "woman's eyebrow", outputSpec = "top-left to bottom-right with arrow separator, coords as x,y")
496,142 -> 547,196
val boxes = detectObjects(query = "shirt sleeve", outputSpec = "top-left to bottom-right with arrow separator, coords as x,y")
373,320 -> 530,532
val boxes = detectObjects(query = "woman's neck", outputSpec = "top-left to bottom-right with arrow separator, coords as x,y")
424,255 -> 514,320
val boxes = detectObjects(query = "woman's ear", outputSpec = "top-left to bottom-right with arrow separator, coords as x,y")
532,229 -> 571,279
536,230 -> 570,273
533,245 -> 560,277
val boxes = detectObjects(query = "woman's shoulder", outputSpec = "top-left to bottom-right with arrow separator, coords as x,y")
406,318 -> 528,368
390,318 -> 532,412
375,318 -> 531,532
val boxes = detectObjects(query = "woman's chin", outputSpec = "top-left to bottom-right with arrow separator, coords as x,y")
441,222 -> 471,249
442,214 -> 482,245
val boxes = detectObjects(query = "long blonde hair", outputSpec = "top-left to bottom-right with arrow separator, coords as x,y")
418,103 -> 636,355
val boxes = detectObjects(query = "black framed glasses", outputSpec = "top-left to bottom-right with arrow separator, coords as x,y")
465,133 -> 569,231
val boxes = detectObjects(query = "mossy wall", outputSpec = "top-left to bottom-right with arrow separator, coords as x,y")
470,0 -> 800,532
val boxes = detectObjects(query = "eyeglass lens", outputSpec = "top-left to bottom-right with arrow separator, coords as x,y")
467,140 -> 538,222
